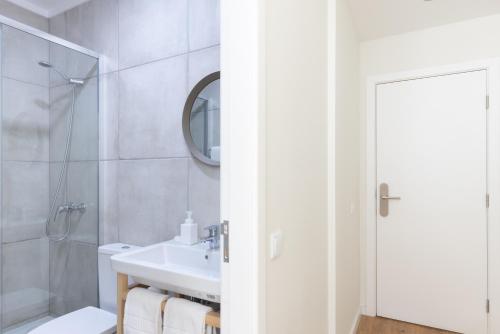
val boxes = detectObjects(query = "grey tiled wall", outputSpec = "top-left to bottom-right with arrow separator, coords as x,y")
46,40 -> 100,317
49,0 -> 221,247
1,26 -> 50,328
0,1 -> 99,327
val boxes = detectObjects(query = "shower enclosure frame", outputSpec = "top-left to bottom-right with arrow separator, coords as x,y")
0,13 -> 100,333
0,14 -> 99,58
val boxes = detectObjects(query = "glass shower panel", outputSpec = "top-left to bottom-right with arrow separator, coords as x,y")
0,25 -> 99,333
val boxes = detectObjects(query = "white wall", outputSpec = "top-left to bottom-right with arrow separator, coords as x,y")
336,0 -> 360,332
264,0 -> 330,332
360,13 -> 500,312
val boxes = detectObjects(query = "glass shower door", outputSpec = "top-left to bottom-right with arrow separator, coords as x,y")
0,24 -> 99,333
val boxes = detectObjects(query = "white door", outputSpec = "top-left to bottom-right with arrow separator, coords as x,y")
376,71 -> 488,333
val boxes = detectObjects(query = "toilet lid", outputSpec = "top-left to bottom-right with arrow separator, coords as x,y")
29,306 -> 116,334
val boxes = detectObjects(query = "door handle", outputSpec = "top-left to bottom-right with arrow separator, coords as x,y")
379,183 -> 401,217
380,195 -> 401,200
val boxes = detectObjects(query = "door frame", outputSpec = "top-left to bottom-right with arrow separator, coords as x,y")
220,0 -> 337,333
220,0 -> 267,333
363,59 -> 500,333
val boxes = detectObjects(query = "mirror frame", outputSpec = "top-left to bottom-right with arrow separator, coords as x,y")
182,71 -> 221,167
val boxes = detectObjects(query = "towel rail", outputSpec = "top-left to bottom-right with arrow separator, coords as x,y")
116,273 -> 221,334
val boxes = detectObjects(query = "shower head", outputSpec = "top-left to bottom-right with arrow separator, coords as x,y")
37,60 -> 84,85
38,61 -> 52,68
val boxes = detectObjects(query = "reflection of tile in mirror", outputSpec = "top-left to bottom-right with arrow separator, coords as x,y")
189,79 -> 220,161
199,80 -> 220,109
190,99 -> 208,155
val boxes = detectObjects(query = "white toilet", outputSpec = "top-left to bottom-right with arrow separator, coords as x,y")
29,243 -> 140,334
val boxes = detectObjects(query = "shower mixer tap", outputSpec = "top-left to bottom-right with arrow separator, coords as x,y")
54,202 -> 87,221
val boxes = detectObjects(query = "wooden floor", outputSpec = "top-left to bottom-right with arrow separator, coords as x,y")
357,316 -> 458,334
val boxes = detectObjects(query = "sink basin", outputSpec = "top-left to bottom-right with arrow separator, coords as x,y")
110,240 -> 220,302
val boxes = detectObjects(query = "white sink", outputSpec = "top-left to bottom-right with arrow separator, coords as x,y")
110,240 -> 220,302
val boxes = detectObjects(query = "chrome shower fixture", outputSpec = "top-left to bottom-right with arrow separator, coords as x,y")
40,59 -> 86,241
37,61 -> 85,85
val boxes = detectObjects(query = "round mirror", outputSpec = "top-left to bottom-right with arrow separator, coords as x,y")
183,72 -> 220,166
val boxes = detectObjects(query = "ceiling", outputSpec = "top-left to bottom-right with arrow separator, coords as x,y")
6,0 -> 90,17
347,0 -> 500,41
8,0 -> 500,38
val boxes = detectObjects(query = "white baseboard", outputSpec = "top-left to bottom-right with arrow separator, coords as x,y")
349,309 -> 361,334
360,304 -> 375,317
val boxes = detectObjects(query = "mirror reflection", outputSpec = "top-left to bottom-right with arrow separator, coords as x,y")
190,80 -> 220,162
183,72 -> 220,166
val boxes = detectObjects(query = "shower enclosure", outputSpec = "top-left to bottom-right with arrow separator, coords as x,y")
0,18 -> 99,333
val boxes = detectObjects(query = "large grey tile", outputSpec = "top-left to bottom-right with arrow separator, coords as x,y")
48,161 -> 98,244
49,162 -> 66,201
2,238 -> 49,327
70,77 -> 99,161
49,77 -> 99,162
49,13 -> 66,39
188,46 -> 220,91
188,0 -> 220,51
2,79 -> 49,162
99,72 -> 119,160
67,161 -> 99,244
99,161 -> 119,245
65,0 -> 119,74
48,43 -> 68,87
2,162 -> 49,243
188,159 -> 220,234
3,26 -> 49,86
119,0 -> 188,69
118,159 -> 188,246
48,161 -> 68,239
49,84 -> 72,162
119,55 -> 189,159
49,241 -> 98,316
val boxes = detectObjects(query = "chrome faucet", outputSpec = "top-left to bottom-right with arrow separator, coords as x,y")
54,202 -> 87,222
200,225 -> 220,250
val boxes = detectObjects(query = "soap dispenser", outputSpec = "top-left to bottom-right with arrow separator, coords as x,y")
179,211 -> 198,245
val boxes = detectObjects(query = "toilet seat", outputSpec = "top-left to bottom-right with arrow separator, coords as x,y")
29,306 -> 116,334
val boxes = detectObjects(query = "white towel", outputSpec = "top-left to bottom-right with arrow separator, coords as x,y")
124,287 -> 168,334
163,298 -> 213,334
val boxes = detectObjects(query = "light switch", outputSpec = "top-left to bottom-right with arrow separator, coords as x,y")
270,230 -> 283,260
